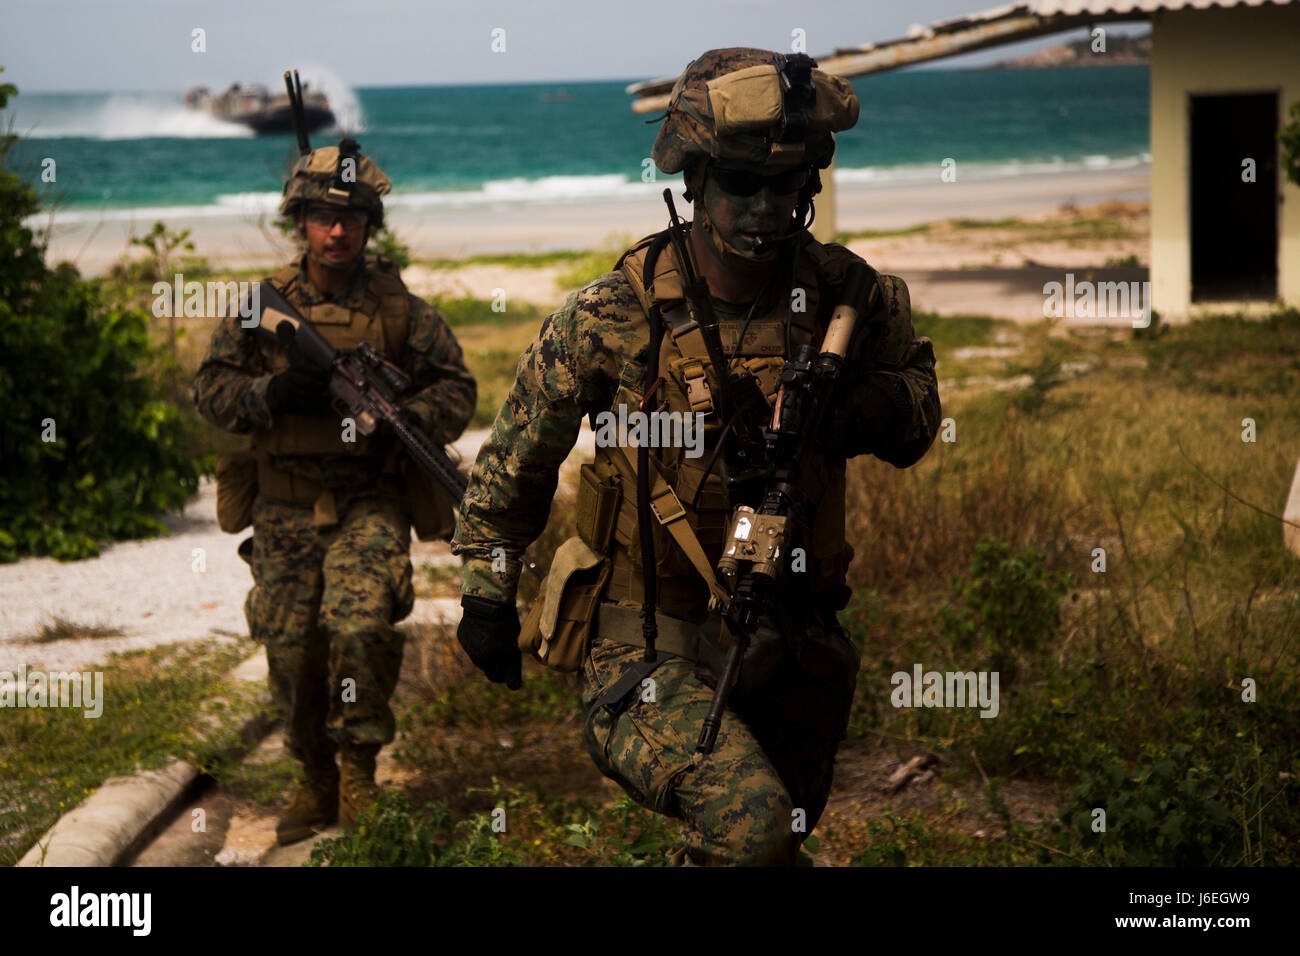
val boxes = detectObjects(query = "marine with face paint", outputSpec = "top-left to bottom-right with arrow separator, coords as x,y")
453,48 -> 942,865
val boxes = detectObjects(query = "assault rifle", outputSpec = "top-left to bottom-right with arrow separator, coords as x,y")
247,283 -> 540,578
696,261 -> 875,754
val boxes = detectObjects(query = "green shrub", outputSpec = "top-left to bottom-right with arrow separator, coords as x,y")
0,77 -> 202,561
307,791 -> 520,867
1056,743 -> 1241,866
937,537 -> 1073,683
369,225 -> 411,271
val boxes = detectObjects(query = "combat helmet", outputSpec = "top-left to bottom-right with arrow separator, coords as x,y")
278,137 -> 392,228
652,48 -> 859,179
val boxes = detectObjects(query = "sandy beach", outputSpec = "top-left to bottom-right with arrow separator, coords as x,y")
39,165 -> 1150,283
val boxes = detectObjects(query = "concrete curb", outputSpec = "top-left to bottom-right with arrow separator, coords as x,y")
17,648 -> 273,867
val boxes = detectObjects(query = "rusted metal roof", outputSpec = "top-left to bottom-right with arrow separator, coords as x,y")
1025,0 -> 1280,14
627,0 -> 1294,112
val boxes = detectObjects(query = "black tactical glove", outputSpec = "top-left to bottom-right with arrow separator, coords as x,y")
457,594 -> 523,690
266,366 -> 332,414
265,323 -> 332,415
821,374 -> 909,459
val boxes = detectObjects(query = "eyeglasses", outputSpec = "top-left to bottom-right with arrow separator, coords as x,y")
304,205 -> 368,231
708,166 -> 809,198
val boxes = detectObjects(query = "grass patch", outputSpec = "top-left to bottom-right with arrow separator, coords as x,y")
835,223 -> 934,243
433,295 -> 548,330
839,308 -> 1300,864
463,342 -> 527,429
416,563 -> 461,599
23,617 -> 126,644
415,249 -> 595,271
912,311 -> 1006,350
838,215 -> 1134,246
215,752 -> 299,806
555,249 -> 623,290
0,637 -> 260,866
844,803 -> 1050,867
425,296 -> 546,427
413,245 -> 625,291
960,215 -> 1134,239
307,787 -> 677,867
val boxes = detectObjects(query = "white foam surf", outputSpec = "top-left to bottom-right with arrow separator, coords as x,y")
15,92 -> 252,139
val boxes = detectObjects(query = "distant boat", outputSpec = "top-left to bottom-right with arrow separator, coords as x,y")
540,90 -> 573,103
184,82 -> 334,135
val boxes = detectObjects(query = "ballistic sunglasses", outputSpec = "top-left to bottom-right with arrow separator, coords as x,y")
708,165 -> 809,198
304,204 -> 368,231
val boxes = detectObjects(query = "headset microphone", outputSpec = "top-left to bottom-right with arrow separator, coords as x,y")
751,231 -> 801,256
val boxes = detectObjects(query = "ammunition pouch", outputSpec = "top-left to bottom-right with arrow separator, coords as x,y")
576,462 -> 622,553
253,456 -> 341,528
215,450 -> 259,533
518,536 -> 612,672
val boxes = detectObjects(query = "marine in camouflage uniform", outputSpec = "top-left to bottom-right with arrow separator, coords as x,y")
454,49 -> 940,865
193,139 -> 476,844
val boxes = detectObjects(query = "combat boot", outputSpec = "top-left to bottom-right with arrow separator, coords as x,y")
338,742 -> 382,831
275,759 -> 340,846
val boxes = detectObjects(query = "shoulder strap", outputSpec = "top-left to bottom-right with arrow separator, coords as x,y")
634,232 -> 672,657
618,229 -> 686,317
267,261 -> 300,294
364,263 -> 413,357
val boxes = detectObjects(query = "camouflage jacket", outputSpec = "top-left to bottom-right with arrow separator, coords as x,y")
453,238 -> 940,605
192,254 -> 476,489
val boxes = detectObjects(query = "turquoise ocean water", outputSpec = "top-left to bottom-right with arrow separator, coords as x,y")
4,66 -> 1149,217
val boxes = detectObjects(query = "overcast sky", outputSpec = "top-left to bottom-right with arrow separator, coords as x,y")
2,0 -> 1148,91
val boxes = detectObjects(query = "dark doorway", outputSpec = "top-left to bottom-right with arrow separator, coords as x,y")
1190,92 -> 1278,301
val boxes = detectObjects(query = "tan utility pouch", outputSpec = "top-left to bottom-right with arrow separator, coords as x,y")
518,536 -> 611,672
576,463 -> 622,553
404,458 -> 457,542
215,450 -> 258,533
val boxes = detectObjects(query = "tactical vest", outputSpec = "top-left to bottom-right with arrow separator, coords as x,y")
578,231 -> 861,618
249,257 -> 414,517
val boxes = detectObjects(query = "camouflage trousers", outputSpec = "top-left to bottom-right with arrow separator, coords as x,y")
244,494 -> 414,767
581,608 -> 860,866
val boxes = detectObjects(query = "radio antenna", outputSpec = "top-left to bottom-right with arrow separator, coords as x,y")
284,69 -> 310,156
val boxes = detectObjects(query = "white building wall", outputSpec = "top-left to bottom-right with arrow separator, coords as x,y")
1150,3 -> 1300,318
